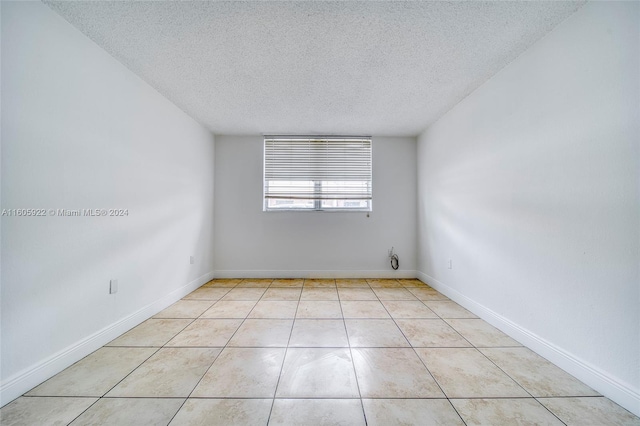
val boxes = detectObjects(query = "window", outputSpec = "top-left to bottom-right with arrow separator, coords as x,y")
264,136 -> 372,211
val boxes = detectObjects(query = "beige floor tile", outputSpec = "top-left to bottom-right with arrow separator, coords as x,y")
352,348 -> 444,398
191,347 -> 285,397
345,319 -> 410,347
300,287 -> 339,300
169,399 -> 272,426
416,348 -> 528,398
303,278 -> 336,288
296,301 -> 342,319
220,287 -> 267,301
0,397 -> 98,426
269,399 -> 366,426
445,319 -> 521,347
202,278 -> 241,288
425,301 -> 477,318
27,347 -> 156,397
367,279 -> 402,288
336,278 -> 370,288
538,397 -> 640,425
165,319 -> 242,347
289,319 -> 349,347
270,278 -> 304,287
227,319 -> 293,347
341,300 -> 390,319
398,278 -> 430,287
261,287 -> 302,300
381,300 -> 438,319
154,300 -> 215,319
106,319 -> 192,347
21,276 -> 638,426
248,301 -> 298,318
337,287 -> 378,300
481,347 -> 599,397
363,398 -> 464,426
183,287 -> 230,300
106,348 -> 220,397
71,398 -> 184,426
452,398 -> 564,426
408,287 -> 449,301
200,300 -> 257,318
372,288 -> 418,300
396,319 -> 472,347
276,348 -> 359,398
237,278 -> 273,288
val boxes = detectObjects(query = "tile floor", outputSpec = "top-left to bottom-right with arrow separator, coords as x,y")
2,278 -> 639,425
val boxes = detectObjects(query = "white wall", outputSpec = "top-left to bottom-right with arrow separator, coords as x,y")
214,135 -> 416,278
1,2 -> 215,405
417,1 -> 639,415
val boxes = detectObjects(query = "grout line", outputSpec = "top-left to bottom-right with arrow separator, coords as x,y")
337,282 -> 368,425
20,394 -> 547,400
163,286 -> 240,425
11,279 -> 630,425
475,347 -> 536,399
164,280 -> 242,423
375,284 -> 469,425
102,346 -> 166,392
446,399 -> 469,426
266,292 -> 301,424
65,345 -> 164,423
59,398 -> 101,426
470,346 -> 571,426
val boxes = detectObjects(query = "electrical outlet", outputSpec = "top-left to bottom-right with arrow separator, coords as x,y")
109,279 -> 118,294
190,256 -> 194,265
448,259 -> 453,269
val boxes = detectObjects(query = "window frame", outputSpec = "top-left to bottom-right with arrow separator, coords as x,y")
263,136 -> 372,212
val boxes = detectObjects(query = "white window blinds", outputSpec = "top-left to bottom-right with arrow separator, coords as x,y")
264,136 -> 372,211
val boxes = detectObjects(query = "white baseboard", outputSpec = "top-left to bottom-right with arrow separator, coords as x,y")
213,269 -> 418,279
0,270 -> 214,408
417,271 -> 640,418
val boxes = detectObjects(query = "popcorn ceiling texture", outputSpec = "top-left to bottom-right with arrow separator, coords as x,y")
45,1 -> 584,136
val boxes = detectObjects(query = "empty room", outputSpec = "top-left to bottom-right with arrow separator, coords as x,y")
1,1 -> 638,425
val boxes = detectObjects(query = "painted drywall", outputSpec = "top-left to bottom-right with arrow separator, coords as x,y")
417,1 -> 639,415
1,2 -> 215,405
214,136 -> 416,277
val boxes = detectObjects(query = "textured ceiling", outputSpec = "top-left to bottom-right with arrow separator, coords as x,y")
45,1 -> 584,137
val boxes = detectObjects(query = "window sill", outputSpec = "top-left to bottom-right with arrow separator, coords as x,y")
263,209 -> 372,213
